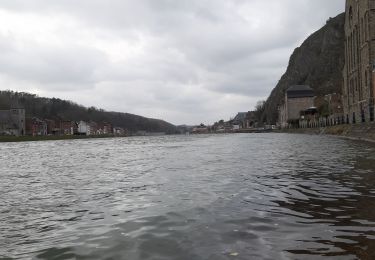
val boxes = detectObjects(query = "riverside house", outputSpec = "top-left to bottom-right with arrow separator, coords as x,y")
0,108 -> 26,136
113,127 -> 126,136
278,85 -> 315,128
77,121 -> 113,135
99,122 -> 112,135
60,120 -> 76,135
232,111 -> 258,130
45,119 -> 58,135
232,112 -> 247,130
78,121 -> 90,135
26,117 -> 48,136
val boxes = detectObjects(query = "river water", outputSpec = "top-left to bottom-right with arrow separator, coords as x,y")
1,133 -> 375,260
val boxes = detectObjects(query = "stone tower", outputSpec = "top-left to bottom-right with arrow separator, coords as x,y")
343,0 -> 375,123
10,108 -> 25,136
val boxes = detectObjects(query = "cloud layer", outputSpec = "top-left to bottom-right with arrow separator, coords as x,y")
0,0 -> 344,125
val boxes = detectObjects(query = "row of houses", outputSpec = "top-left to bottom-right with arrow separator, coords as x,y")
26,118 -> 115,136
190,111 -> 263,134
0,108 -> 128,137
210,111 -> 260,133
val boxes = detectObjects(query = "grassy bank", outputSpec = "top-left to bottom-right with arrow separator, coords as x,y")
0,134 -> 119,143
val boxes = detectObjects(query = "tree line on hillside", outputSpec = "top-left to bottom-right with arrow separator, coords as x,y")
0,91 -> 177,133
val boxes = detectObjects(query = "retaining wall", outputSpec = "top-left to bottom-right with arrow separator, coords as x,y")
281,122 -> 375,143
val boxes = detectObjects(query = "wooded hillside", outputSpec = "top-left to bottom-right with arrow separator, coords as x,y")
0,91 -> 177,133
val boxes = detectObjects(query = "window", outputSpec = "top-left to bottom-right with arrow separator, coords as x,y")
361,18 -> 364,44
365,13 -> 368,41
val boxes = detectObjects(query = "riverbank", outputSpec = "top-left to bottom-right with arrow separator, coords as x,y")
0,134 -> 120,143
280,122 -> 375,143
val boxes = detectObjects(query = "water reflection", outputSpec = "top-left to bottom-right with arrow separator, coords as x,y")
1,134 -> 375,259
278,153 -> 375,259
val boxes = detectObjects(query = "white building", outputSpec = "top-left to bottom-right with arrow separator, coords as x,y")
78,121 -> 90,135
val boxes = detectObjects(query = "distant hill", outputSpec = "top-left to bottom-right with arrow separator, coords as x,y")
263,13 -> 345,124
0,90 -> 177,133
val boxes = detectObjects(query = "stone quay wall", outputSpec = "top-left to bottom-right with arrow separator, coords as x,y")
281,122 -> 375,143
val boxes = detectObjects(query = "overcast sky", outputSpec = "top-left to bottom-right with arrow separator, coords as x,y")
0,0 -> 344,125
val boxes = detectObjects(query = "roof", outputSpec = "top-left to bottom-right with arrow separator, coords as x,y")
233,112 -> 247,121
286,85 -> 314,98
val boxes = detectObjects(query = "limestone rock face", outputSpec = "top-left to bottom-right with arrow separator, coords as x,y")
263,13 -> 345,124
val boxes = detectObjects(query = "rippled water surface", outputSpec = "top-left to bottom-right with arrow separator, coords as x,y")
1,133 -> 375,260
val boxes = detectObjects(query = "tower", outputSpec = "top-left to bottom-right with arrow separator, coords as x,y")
10,108 -> 25,136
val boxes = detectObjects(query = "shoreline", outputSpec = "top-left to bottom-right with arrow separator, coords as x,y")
279,123 -> 375,144
0,134 -> 122,143
2,124 -> 375,144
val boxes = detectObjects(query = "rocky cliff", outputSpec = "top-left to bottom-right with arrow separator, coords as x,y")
263,13 -> 345,123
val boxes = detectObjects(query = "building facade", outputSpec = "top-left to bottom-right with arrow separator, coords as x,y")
343,0 -> 375,123
279,85 -> 315,128
26,117 -> 47,136
0,108 -> 25,136
325,93 -> 345,124
78,121 -> 89,135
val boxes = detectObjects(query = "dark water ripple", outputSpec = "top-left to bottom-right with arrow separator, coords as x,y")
1,134 -> 375,259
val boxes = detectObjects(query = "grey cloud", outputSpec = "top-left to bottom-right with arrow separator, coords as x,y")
0,0 -> 344,124
0,34 -> 108,90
